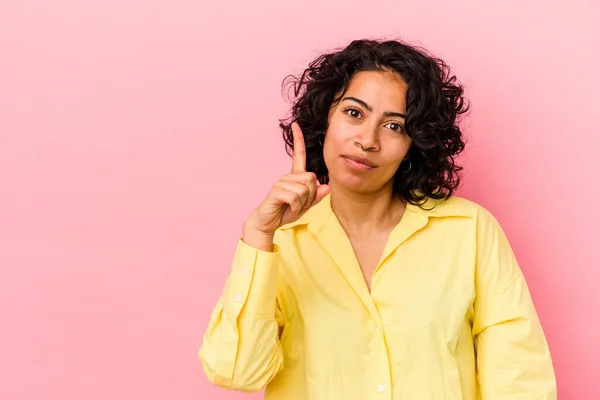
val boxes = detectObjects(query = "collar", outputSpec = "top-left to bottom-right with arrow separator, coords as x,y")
279,191 -> 474,235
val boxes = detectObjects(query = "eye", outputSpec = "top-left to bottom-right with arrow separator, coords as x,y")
344,107 -> 362,118
385,122 -> 405,133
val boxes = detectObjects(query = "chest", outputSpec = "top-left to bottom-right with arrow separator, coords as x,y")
278,232 -> 477,351
348,233 -> 389,291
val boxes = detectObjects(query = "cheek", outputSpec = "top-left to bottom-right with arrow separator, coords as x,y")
388,138 -> 412,161
323,128 -> 346,154
321,140 -> 335,168
321,137 -> 346,173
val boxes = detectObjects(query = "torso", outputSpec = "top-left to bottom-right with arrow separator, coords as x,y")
263,194 -> 495,400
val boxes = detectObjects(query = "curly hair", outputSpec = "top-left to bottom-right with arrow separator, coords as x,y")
279,38 -> 470,208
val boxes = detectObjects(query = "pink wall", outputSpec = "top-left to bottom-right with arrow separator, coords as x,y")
1,0 -> 598,399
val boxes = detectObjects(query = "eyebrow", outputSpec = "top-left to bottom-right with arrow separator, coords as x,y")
342,96 -> 406,119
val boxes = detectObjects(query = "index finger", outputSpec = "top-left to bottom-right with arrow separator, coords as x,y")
291,122 -> 306,173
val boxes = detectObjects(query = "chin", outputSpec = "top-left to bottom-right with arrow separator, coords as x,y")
330,171 -> 380,193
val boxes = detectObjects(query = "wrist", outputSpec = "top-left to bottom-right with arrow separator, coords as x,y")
242,220 -> 275,252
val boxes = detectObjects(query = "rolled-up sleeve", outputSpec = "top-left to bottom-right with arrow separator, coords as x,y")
198,239 -> 285,392
473,209 -> 557,399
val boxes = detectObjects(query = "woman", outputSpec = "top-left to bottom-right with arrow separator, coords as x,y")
198,39 -> 556,399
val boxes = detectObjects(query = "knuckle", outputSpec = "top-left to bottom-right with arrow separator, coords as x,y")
297,172 -> 314,184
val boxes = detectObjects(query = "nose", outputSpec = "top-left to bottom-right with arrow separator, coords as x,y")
355,124 -> 380,152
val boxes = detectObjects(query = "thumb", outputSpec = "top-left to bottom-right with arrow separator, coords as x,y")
307,184 -> 330,209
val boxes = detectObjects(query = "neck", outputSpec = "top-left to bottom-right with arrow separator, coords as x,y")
329,181 -> 406,235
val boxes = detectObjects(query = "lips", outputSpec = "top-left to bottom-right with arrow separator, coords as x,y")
343,155 -> 376,168
342,155 -> 377,172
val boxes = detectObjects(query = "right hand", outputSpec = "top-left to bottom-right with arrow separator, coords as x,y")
244,122 -> 330,237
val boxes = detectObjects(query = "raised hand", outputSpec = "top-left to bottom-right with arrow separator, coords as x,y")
243,122 -> 330,248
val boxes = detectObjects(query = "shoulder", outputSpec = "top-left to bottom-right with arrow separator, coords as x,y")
443,197 -> 514,252
427,197 -> 520,278
413,194 -> 492,220
419,195 -> 509,240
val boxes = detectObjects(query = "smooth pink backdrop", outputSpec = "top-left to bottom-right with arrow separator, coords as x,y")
1,1 -> 598,399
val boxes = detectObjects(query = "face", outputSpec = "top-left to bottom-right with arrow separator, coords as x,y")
323,70 -> 412,194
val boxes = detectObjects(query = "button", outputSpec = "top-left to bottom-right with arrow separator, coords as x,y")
241,268 -> 247,276
378,384 -> 386,393
234,294 -> 242,302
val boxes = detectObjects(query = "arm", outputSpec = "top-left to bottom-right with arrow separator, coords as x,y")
472,208 -> 557,399
199,121 -> 327,392
198,237 -> 285,392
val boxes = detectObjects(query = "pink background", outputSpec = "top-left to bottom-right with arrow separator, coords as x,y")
1,0 -> 598,399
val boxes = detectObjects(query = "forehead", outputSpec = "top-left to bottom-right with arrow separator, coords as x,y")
344,70 -> 408,107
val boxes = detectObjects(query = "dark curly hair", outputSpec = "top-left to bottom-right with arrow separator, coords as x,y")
279,38 -> 470,208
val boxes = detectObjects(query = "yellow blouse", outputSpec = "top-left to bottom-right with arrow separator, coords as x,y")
198,194 -> 556,399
